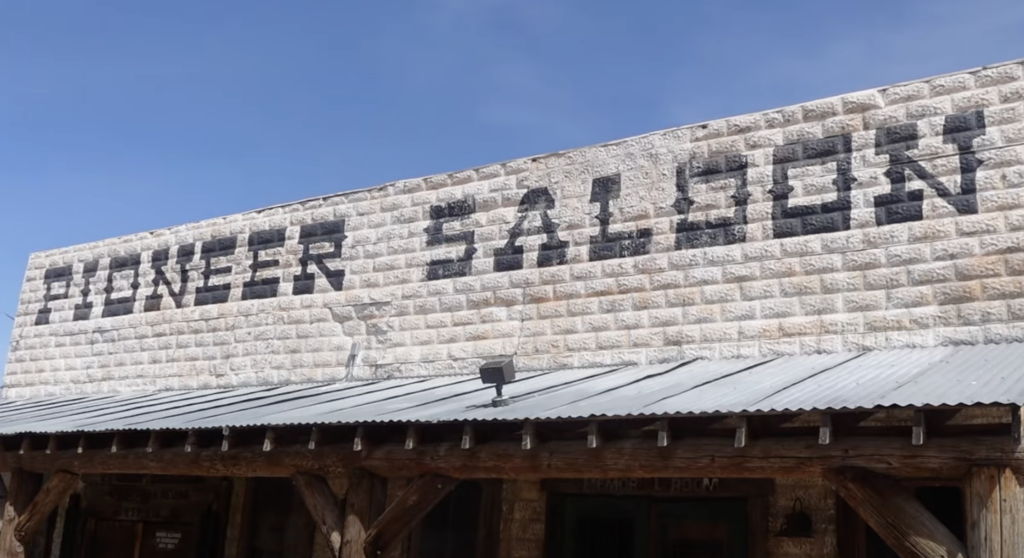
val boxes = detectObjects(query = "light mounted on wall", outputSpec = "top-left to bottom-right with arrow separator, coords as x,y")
479,359 -> 516,407
775,499 -> 813,538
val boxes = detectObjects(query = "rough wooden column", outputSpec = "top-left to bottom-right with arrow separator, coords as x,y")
379,479 -> 409,558
294,473 -> 347,558
498,480 -> 545,558
342,469 -> 378,558
825,467 -> 966,558
0,469 -> 43,558
965,466 -> 1024,558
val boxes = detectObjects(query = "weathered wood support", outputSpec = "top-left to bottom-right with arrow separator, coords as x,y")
460,425 -> 474,450
4,437 -> 1024,479
826,467 -> 966,558
0,468 -> 43,558
657,419 -> 671,447
965,466 -> 1024,558
342,470 -> 377,558
13,471 -> 79,544
364,475 -> 460,558
819,413 -> 833,445
293,472 -> 346,558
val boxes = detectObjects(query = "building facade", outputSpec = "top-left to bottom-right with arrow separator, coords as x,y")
2,58 -> 1024,558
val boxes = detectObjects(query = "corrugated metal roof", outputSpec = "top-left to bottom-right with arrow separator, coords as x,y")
1,343 -> 1023,435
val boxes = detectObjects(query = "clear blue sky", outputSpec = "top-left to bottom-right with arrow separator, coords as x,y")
2,0 -> 1023,374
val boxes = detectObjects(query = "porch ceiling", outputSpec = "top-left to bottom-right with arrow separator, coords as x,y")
1,342 -> 1023,435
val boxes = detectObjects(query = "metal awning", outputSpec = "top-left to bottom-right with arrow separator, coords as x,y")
1,343 -> 1022,435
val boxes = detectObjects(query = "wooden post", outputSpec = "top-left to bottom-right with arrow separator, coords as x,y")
825,467 -> 966,558
13,471 -> 78,545
0,469 -> 43,558
293,473 -> 347,558
965,466 -> 1024,558
342,470 -> 376,558
364,475 -> 459,558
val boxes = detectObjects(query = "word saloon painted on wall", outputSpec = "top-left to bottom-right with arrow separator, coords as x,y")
32,107 -> 989,326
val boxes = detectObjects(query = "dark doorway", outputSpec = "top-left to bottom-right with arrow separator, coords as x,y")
66,475 -> 230,558
240,478 -> 315,558
557,496 -> 748,558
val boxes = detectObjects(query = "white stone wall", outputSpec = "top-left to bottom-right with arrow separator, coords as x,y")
5,59 -> 1024,398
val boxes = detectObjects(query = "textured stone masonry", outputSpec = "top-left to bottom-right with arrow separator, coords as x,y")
5,58 -> 1024,398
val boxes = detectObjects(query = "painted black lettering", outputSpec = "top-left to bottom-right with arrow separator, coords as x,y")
144,245 -> 196,312
874,109 -> 987,226
494,187 -> 568,272
73,260 -> 100,321
34,265 -> 74,326
673,154 -> 749,249
425,199 -> 476,280
243,228 -> 287,300
769,134 -> 856,238
194,236 -> 237,306
292,219 -> 346,295
102,254 -> 142,318
588,174 -> 653,261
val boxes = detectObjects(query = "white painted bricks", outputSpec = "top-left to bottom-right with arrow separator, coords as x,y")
5,59 -> 1024,398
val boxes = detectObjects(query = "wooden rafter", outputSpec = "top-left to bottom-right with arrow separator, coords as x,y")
293,472 -> 346,558
3,436 -> 1023,479
364,475 -> 460,558
826,467 -> 966,558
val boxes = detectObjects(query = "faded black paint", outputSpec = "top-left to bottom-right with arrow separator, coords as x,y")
29,107 -> 997,325
493,187 -> 568,272
426,199 -> 477,280
674,154 -> 750,250
144,245 -> 196,312
292,219 -> 347,296
769,134 -> 857,239
101,254 -> 142,318
589,174 -> 653,261
73,260 -> 100,322
34,265 -> 74,326
243,228 -> 288,300
874,110 -> 987,226
194,236 -> 237,306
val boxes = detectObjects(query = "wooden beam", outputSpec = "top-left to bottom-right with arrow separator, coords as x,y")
657,419 -> 670,447
221,427 -> 232,452
734,416 -> 748,448
521,423 -> 536,450
146,432 -> 160,453
293,472 -> 346,558
12,471 -> 79,544
353,426 -> 365,452
404,426 -> 418,451
342,470 -> 376,558
110,433 -> 123,453
460,425 -> 474,450
819,413 -> 833,445
4,437 -> 1024,480
1012,405 -> 1022,446
826,467 -> 966,558
965,466 -> 1024,558
0,469 -> 43,558
364,475 -> 460,558
586,422 -> 600,449
913,410 -> 927,446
